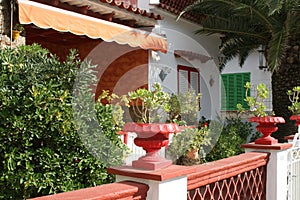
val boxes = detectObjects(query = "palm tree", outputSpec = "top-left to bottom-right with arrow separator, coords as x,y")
179,0 -> 300,140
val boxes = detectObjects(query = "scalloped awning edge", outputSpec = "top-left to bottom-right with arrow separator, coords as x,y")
18,0 -> 167,53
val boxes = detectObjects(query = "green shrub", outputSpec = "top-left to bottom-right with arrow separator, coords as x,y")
0,44 -> 126,199
203,117 -> 259,162
167,90 -> 201,125
167,126 -> 209,166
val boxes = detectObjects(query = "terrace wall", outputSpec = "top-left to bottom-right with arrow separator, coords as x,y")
29,181 -> 149,200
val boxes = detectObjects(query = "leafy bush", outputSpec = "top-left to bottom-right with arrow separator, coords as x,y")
203,117 -> 259,162
123,83 -> 171,123
287,86 -> 300,115
0,44 -> 126,199
167,126 -> 209,165
167,90 -> 201,125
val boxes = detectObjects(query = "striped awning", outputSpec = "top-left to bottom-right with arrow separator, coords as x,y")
18,0 -> 167,53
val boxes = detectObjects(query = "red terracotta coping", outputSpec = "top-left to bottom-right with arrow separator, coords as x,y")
28,181 -> 149,200
108,164 -> 196,181
186,152 -> 269,190
241,142 -> 292,150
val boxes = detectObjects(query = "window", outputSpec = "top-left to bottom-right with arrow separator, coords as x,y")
177,65 -> 200,94
221,72 -> 250,111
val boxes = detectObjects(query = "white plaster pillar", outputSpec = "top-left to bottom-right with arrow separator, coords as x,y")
116,175 -> 186,200
242,143 -> 292,200
108,165 -> 195,200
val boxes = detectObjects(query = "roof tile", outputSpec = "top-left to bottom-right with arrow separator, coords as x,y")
158,0 -> 205,24
101,0 -> 162,20
32,0 -> 161,27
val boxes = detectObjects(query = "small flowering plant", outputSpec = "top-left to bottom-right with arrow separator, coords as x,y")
287,86 -> 300,115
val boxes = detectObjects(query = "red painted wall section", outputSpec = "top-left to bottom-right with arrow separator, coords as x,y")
28,181 -> 149,200
26,34 -> 102,61
26,30 -> 149,100
92,45 -> 148,99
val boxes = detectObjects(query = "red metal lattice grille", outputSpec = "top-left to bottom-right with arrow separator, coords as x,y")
187,166 -> 266,200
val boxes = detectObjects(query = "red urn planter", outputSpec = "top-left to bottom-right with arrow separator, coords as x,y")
290,115 -> 300,135
122,122 -> 180,170
249,116 -> 285,145
290,115 -> 300,126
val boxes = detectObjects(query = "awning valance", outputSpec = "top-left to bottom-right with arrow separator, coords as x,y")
18,0 -> 167,53
174,50 -> 213,63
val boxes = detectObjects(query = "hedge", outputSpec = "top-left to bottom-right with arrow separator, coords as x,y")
0,44 -> 126,199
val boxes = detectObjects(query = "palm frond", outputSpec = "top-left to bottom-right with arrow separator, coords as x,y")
178,0 -> 300,72
265,0 -> 284,15
267,27 -> 288,72
221,36 -> 261,66
196,17 -> 269,41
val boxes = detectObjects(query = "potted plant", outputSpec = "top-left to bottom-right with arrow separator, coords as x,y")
166,126 -> 209,166
121,83 -> 180,170
287,86 -> 300,130
237,82 -> 285,145
167,90 -> 202,126
12,23 -> 24,41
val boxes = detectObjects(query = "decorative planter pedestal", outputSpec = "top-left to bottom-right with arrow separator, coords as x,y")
249,116 -> 285,145
122,122 -> 180,170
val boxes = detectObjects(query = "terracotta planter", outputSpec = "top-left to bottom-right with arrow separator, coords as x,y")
122,122 -> 180,170
249,116 -> 285,145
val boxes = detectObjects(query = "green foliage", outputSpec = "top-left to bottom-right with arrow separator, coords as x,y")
123,83 -> 170,123
179,0 -> 300,72
167,90 -> 201,125
166,126 -> 209,163
72,61 -> 127,166
0,44 -> 126,199
204,117 -> 259,162
287,86 -> 300,115
13,23 -> 24,32
237,82 -> 270,117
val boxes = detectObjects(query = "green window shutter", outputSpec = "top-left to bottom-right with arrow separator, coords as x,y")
221,72 -> 250,111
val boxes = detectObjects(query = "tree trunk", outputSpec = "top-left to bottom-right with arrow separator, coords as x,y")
0,0 -> 12,36
272,63 -> 300,141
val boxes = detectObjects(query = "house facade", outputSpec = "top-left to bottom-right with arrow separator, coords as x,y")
149,0 -> 272,121
1,0 -> 167,97
0,0 -> 272,122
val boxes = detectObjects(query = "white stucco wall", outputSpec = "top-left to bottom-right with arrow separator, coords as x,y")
148,12 -> 221,120
221,52 -> 271,86
149,9 -> 272,120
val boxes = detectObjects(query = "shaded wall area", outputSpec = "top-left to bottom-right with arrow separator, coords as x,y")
25,28 -> 101,61
94,48 -> 148,99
